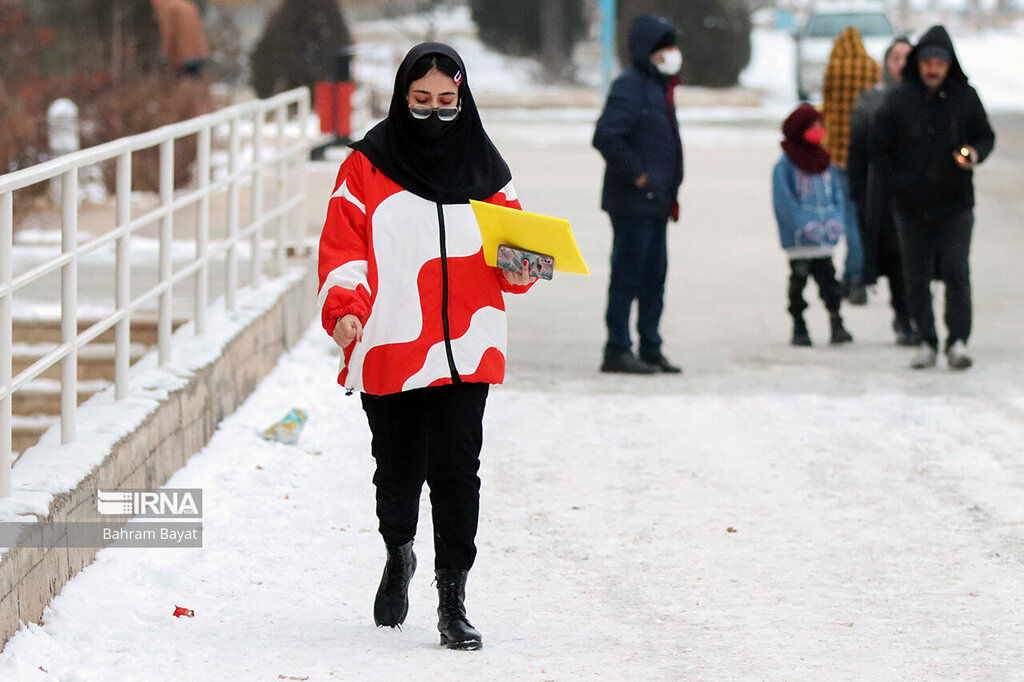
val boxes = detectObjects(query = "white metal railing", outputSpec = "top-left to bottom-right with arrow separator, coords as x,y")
0,86 -> 315,498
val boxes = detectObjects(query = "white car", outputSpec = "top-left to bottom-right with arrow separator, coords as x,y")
794,1 -> 898,101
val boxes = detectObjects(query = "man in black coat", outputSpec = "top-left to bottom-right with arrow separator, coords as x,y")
871,25 -> 995,370
848,37 -> 915,345
593,14 -> 684,374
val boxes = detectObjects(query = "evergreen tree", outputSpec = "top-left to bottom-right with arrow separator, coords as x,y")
250,0 -> 353,98
616,0 -> 751,87
469,0 -> 588,81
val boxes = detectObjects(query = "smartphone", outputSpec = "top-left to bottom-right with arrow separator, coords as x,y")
496,244 -> 554,281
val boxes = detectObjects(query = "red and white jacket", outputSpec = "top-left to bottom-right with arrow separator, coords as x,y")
318,151 -> 533,396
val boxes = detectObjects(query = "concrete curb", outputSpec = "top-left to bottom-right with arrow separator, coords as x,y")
0,266 -> 318,647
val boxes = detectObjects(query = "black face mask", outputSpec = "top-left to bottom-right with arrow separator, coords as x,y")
410,111 -> 454,142
349,42 -> 512,204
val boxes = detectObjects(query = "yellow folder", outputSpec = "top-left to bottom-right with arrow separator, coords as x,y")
469,200 -> 590,275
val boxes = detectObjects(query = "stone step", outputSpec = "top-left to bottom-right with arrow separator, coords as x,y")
12,343 -> 148,382
11,379 -> 110,417
11,315 -> 186,346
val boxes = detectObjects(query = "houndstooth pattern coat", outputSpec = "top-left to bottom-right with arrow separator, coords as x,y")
822,28 -> 880,169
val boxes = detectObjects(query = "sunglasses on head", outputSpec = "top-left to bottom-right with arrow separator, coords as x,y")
408,105 -> 461,122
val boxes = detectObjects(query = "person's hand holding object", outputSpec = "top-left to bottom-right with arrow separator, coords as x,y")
504,259 -> 538,286
954,145 -> 978,170
333,314 -> 363,348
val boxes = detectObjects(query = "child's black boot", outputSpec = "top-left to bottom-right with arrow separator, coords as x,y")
830,314 -> 853,344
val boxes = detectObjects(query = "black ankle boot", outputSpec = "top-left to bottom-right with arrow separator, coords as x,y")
374,540 -> 416,627
435,569 -> 482,650
830,314 -> 853,344
791,318 -> 811,346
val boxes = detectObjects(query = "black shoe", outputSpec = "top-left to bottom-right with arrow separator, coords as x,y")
845,283 -> 868,305
436,569 -> 482,650
600,352 -> 657,374
829,315 -> 853,344
640,353 -> 683,374
374,540 -> 416,627
791,318 -> 811,346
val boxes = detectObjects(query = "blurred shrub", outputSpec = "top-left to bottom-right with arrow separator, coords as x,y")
616,0 -> 752,87
86,74 -> 213,192
0,81 -> 40,174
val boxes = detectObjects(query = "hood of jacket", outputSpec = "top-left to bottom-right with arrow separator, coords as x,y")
628,14 -> 677,72
902,25 -> 967,90
830,26 -> 872,62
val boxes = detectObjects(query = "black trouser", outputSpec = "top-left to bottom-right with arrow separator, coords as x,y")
788,257 -> 842,319
895,209 -> 973,350
878,236 -> 910,326
604,214 -> 668,359
872,208 -> 911,326
360,382 -> 489,570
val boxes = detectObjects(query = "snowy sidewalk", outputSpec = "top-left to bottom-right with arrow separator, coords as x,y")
1,324 -> 1023,679
2,113 -> 1024,678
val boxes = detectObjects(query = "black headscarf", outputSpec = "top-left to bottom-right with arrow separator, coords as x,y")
349,42 -> 511,204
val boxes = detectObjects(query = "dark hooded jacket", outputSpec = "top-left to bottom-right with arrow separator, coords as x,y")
847,39 -> 906,284
593,14 -> 683,220
870,26 -> 995,220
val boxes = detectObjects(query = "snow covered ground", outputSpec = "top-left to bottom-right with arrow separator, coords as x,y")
2,320 -> 1023,680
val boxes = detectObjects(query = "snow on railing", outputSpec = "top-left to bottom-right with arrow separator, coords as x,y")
0,87 -> 314,498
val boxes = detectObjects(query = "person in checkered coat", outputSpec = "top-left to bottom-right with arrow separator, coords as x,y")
822,27 -> 881,304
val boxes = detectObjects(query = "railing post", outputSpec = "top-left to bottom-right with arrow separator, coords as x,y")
227,115 -> 240,312
1,191 -> 12,496
276,103 -> 287,276
60,169 -> 78,444
250,109 -> 264,289
196,127 -> 211,335
158,139 -> 174,365
297,91 -> 311,247
114,152 -> 131,399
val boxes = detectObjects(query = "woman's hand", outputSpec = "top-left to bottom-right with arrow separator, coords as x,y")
332,314 -> 363,348
504,259 -> 538,287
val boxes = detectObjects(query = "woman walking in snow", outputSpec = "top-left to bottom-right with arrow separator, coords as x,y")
317,43 -> 536,651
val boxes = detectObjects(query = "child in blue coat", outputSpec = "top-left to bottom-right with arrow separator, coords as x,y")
772,103 -> 854,346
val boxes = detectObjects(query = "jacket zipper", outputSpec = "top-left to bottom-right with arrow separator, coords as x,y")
436,202 -> 460,383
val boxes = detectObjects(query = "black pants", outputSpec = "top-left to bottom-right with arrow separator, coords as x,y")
878,236 -> 910,326
873,209 -> 911,325
788,257 -> 842,319
360,382 -> 489,570
605,214 -> 668,358
895,209 -> 973,350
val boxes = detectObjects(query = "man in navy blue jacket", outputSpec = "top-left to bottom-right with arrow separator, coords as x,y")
593,14 -> 684,374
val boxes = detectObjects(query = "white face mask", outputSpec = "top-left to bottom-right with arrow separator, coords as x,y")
655,47 -> 683,76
